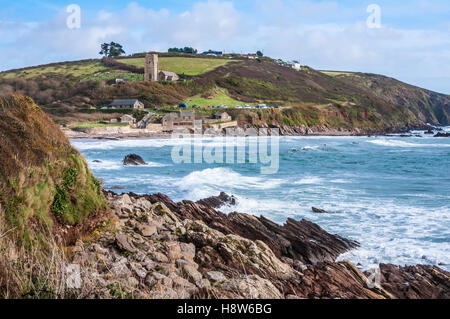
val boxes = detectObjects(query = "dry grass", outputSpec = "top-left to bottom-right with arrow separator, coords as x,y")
0,214 -> 69,298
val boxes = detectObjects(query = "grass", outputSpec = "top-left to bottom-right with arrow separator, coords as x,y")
0,61 -> 107,80
186,88 -> 244,107
82,72 -> 143,82
119,57 -> 234,76
320,71 -> 354,77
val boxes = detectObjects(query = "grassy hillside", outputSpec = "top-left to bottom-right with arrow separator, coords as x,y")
0,55 -> 448,130
0,95 -> 107,297
331,72 -> 450,125
118,56 -> 235,76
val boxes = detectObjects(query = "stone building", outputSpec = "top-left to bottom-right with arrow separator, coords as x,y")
162,111 -> 196,131
109,99 -> 144,110
120,114 -> 136,124
159,70 -> 180,82
214,112 -> 232,122
145,53 -> 159,82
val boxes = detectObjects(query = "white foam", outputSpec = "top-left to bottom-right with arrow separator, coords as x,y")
368,139 -> 450,148
294,177 -> 323,185
174,167 -> 284,200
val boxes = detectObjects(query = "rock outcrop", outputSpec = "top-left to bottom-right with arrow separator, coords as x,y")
434,132 -> 450,137
123,154 -> 147,166
196,192 -> 236,208
69,192 -> 450,299
144,193 -> 358,264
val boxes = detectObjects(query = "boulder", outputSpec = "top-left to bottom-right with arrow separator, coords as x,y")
138,224 -> 157,237
434,132 -> 450,137
206,271 -> 227,283
312,207 -> 328,214
115,234 -> 136,252
123,154 -> 147,166
196,192 -> 237,208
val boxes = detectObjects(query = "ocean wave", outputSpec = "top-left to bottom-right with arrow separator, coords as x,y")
174,167 -> 284,200
368,139 -> 450,148
294,177 -> 323,185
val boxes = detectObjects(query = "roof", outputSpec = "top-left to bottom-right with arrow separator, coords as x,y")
214,111 -> 229,116
180,111 -> 194,117
110,99 -> 140,106
159,70 -> 178,77
120,114 -> 135,119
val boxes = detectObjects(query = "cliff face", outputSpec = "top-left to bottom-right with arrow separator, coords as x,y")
335,73 -> 450,126
0,95 -> 106,297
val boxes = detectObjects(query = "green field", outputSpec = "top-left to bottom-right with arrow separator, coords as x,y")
320,71 -> 354,77
0,61 -> 107,79
186,88 -> 244,106
119,57 -> 235,76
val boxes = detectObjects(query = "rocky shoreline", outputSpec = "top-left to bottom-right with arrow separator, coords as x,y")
69,191 -> 450,299
63,125 -> 433,139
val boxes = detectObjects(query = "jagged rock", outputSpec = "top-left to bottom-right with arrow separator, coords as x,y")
123,154 -> 147,166
218,275 -> 283,299
138,224 -> 157,237
182,264 -> 203,282
197,192 -> 237,208
434,132 -> 450,137
150,251 -> 169,263
73,192 -> 450,299
312,207 -> 328,214
206,271 -> 227,282
110,258 -> 132,278
146,193 -> 358,265
378,264 -> 450,299
115,234 -> 136,252
146,273 -> 173,289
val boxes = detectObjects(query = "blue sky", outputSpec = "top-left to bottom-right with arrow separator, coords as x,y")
0,0 -> 449,93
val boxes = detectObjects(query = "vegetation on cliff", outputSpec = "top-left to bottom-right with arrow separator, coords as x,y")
0,95 -> 106,297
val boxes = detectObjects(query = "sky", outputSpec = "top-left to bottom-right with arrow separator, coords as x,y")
0,0 -> 449,93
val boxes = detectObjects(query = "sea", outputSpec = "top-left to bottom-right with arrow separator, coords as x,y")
71,126 -> 450,271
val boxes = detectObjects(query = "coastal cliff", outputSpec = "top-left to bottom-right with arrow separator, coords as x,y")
0,96 -> 449,299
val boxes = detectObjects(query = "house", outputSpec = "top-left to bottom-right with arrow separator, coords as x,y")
109,99 -> 144,110
159,70 -> 179,82
291,61 -> 301,71
115,78 -> 129,84
214,112 -> 232,122
201,51 -> 223,56
244,54 -> 258,60
162,111 -> 196,131
120,114 -> 136,124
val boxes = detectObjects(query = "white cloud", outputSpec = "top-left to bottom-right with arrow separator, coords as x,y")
0,0 -> 449,93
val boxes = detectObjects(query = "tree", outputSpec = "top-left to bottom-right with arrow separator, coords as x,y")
256,50 -> 263,57
99,42 -> 126,57
99,43 -> 110,57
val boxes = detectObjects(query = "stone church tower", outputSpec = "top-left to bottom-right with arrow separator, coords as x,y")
145,53 -> 158,82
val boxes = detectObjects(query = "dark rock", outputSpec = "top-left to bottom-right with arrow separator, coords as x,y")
312,207 -> 328,214
377,264 -> 450,299
144,193 -> 358,265
425,129 -> 434,134
196,192 -> 237,208
434,132 -> 450,137
92,160 -> 102,163
123,154 -> 147,166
